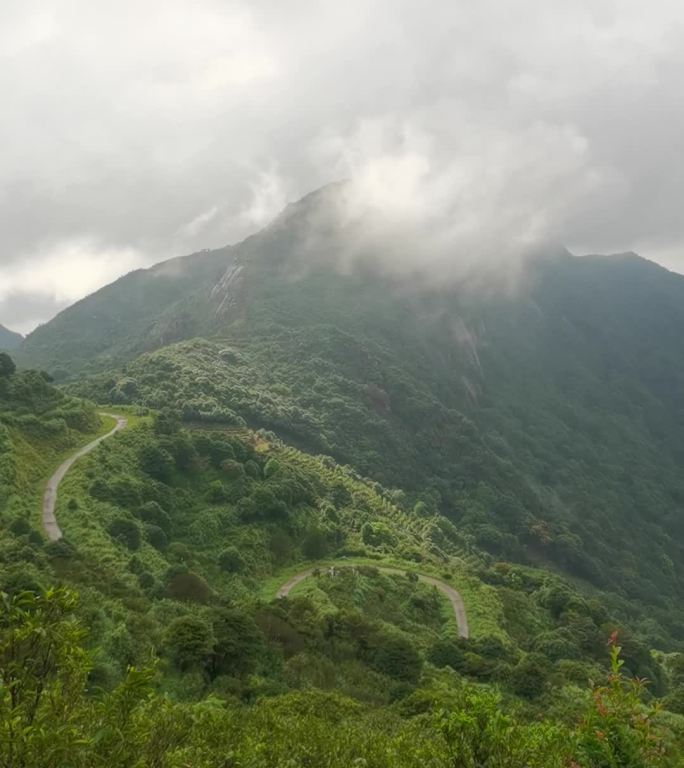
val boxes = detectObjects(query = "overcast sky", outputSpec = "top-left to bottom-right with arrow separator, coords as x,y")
2,1 -> 684,333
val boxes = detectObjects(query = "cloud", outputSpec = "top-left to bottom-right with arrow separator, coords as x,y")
2,0 -> 684,329
0,239 -> 141,333
310,117 -> 606,284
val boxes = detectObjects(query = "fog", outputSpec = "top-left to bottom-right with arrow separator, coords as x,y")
2,0 -> 684,332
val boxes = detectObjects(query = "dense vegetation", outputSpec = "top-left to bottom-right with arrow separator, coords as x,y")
6,186 -> 684,762
1,360 -> 684,763
4,587 -> 681,767
63,253 -> 684,651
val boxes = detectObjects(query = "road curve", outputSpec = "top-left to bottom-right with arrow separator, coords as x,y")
276,564 -> 469,639
42,413 -> 128,541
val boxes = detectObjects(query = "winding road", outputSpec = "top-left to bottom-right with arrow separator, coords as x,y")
277,565 -> 469,638
41,415 -> 469,640
42,413 -> 127,541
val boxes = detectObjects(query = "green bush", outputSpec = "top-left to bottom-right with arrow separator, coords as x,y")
510,653 -> 549,699
369,633 -> 422,684
218,547 -> 245,573
136,501 -> 172,533
166,571 -> 212,604
107,518 -> 141,550
165,615 -> 215,671
144,523 -> 168,551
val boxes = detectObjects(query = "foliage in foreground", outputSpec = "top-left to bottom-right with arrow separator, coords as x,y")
0,588 -> 680,768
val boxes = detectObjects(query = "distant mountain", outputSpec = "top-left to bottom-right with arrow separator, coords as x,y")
0,324 -> 23,350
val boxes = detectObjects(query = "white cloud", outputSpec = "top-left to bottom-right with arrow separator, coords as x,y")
0,238 -> 141,307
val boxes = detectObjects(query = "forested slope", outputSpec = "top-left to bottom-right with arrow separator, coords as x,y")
52,240 -> 684,649
3,362 -> 684,763
7,184 -> 684,763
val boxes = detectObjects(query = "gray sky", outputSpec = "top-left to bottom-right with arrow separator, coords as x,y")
2,0 -> 684,333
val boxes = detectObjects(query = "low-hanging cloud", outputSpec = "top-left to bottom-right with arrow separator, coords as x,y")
307,117 -> 608,286
2,0 -> 684,330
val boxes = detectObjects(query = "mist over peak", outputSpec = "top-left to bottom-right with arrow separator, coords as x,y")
257,177 -> 571,296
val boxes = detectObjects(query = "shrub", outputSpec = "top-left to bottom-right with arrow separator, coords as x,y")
107,518 -> 141,550
166,571 -> 212,604
428,639 -> 466,672
165,615 -> 215,671
139,443 -> 174,482
369,633 -> 422,683
136,501 -> 172,534
138,571 -> 155,590
218,547 -> 245,573
9,518 -> 31,536
510,653 -> 549,699
220,460 -> 244,479
302,528 -> 329,559
144,523 -> 168,551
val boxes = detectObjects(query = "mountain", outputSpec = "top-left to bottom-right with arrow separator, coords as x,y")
5,184 -> 684,761
0,323 -> 23,350
18,186 -> 684,644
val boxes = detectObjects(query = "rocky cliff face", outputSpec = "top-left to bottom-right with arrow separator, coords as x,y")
211,262 -> 246,322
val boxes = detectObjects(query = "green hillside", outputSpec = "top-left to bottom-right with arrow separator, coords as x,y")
31,188 -> 683,652
2,363 -> 683,763
6,186 -> 684,763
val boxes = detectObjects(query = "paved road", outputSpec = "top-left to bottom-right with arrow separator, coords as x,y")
42,413 -> 127,542
276,564 -> 469,638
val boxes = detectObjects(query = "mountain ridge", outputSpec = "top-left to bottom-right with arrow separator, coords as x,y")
0,323 -> 23,350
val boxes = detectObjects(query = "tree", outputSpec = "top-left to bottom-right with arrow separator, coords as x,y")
218,546 -> 245,573
144,523 -> 168,551
264,458 -> 282,478
510,653 -> 549,699
210,608 -> 264,678
137,501 -> 172,534
107,517 -> 141,550
0,352 -> 15,377
166,570 -> 212,603
369,632 -> 422,683
0,588 -> 156,767
0,588 -> 87,761
428,639 -> 467,672
139,443 -> 175,482
302,528 -> 329,559
165,615 -> 215,671
361,522 -> 396,548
